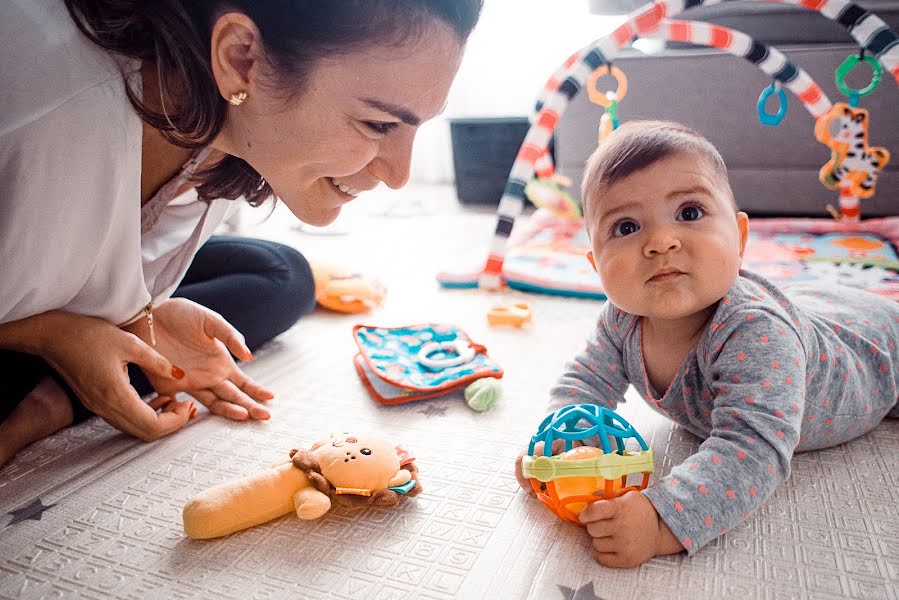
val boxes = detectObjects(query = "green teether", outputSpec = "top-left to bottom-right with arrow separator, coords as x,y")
464,378 -> 501,412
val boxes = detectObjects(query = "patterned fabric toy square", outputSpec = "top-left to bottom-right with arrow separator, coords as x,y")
353,324 -> 503,404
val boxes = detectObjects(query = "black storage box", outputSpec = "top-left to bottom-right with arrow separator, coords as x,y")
450,117 -> 540,206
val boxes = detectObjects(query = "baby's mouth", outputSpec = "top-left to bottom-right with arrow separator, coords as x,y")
647,268 -> 686,283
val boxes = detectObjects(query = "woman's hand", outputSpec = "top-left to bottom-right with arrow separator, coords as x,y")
579,490 -> 684,568
128,298 -> 273,421
34,311 -> 194,441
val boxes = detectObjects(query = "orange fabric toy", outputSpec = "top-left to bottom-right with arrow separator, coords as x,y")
183,432 -> 421,539
311,263 -> 386,313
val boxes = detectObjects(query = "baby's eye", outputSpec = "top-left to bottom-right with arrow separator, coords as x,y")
677,205 -> 704,222
613,220 -> 640,237
360,448 -> 372,456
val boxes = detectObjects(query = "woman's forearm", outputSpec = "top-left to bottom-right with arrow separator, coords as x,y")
0,311 -> 67,356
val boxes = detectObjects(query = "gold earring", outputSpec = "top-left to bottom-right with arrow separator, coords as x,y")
228,91 -> 248,106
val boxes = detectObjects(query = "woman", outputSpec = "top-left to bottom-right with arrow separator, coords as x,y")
0,0 -> 483,465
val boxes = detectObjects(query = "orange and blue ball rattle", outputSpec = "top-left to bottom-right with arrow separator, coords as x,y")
521,404 -> 654,524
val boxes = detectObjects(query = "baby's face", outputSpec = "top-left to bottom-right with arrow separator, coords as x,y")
585,152 -> 749,321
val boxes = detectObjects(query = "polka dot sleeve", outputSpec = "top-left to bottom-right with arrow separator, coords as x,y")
547,302 -> 632,414
643,308 -> 806,554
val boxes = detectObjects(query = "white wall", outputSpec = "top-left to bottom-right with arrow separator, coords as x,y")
409,0 -> 625,184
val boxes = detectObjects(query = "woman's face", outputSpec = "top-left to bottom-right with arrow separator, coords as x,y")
214,23 -> 464,226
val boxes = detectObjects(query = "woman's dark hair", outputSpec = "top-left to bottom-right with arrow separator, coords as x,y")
64,0 -> 483,206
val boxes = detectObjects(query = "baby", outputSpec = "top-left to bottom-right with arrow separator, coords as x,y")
516,120 -> 899,568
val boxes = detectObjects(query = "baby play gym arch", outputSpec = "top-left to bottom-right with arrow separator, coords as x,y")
473,0 -> 898,290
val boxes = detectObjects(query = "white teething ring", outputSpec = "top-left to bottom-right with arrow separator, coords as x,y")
417,339 -> 476,371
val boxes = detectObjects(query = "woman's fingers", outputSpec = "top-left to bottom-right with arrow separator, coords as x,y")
190,388 -> 250,421
98,386 -> 189,442
148,395 -> 198,420
231,369 -> 275,402
158,397 -> 195,418
212,379 -> 271,420
123,331 -> 185,381
203,311 -> 252,362
148,394 -> 175,411
151,398 -> 194,432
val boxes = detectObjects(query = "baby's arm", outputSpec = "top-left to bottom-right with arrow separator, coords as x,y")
642,309 -> 806,555
516,304 -> 632,492
547,303 -> 632,412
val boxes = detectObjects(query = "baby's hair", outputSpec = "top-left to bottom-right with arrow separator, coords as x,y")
581,120 -> 736,224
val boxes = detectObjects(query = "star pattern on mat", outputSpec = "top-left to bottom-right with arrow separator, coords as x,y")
6,498 -> 56,527
557,581 -> 605,600
418,405 -> 447,418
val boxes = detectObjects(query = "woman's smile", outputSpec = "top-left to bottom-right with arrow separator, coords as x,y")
327,177 -> 361,201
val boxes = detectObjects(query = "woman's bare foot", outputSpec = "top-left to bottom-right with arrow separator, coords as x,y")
0,377 -> 74,467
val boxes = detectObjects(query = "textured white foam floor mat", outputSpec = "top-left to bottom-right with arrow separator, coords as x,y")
2,188 -> 897,599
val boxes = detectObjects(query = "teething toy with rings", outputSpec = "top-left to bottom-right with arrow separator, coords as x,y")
521,404 -> 654,524
417,339 -> 477,371
353,324 -> 503,410
588,65 -> 628,143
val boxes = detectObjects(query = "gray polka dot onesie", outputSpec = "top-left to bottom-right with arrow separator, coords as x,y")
548,270 -> 899,554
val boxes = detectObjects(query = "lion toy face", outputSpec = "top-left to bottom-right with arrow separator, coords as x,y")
310,432 -> 404,492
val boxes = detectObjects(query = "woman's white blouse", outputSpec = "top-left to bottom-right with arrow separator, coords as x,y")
1,0 -> 234,326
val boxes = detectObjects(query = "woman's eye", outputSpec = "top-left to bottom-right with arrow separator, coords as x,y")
360,448 -> 372,456
613,220 -> 640,237
677,205 -> 704,221
365,121 -> 398,135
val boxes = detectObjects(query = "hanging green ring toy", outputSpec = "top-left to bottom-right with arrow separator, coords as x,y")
835,54 -> 883,98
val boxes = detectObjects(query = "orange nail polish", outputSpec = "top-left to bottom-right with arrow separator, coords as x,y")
172,366 -> 186,379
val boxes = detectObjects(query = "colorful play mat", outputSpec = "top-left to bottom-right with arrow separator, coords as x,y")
489,210 -> 899,300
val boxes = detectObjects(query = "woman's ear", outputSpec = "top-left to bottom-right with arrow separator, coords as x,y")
586,251 -> 597,273
736,211 -> 750,259
209,12 -> 263,103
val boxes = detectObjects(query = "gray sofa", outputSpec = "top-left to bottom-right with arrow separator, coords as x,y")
555,1 -> 899,217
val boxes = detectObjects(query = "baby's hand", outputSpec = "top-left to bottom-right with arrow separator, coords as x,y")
579,490 -> 683,568
514,451 -> 534,494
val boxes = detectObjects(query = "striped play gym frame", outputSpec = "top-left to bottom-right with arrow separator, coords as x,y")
474,0 -> 899,290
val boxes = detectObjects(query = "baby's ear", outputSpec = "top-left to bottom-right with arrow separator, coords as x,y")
736,212 -> 750,259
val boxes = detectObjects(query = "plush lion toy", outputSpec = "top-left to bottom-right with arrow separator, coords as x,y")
183,432 -> 421,539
